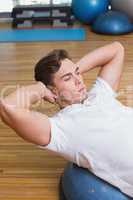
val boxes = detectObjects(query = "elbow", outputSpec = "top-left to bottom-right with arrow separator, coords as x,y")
0,100 -> 8,124
114,41 -> 125,54
113,42 -> 125,63
0,99 -> 13,125
0,100 -> 4,119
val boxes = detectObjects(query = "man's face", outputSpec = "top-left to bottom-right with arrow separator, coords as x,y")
52,58 -> 88,105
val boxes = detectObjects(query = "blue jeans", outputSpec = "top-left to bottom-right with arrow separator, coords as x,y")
59,163 -> 133,200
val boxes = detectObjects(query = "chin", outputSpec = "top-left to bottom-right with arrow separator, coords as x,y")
81,94 -> 88,103
75,91 -> 88,104
80,89 -> 88,100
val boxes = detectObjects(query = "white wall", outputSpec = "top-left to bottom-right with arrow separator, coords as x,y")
0,0 -> 72,12
18,0 -> 71,5
0,0 -> 13,12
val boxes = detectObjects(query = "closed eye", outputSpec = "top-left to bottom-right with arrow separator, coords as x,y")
75,67 -> 80,75
64,75 -> 71,81
76,71 -> 80,75
62,67 -> 80,81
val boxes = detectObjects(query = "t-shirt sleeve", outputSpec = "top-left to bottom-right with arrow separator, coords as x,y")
38,117 -> 63,152
88,76 -> 118,98
38,115 -> 76,162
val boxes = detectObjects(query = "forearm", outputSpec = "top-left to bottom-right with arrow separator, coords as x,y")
0,100 -> 50,145
0,82 -> 51,145
77,42 -> 124,74
0,80 -> 56,129
2,82 -> 46,109
0,82 -> 45,130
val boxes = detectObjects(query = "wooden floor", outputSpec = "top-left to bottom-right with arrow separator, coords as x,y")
0,23 -> 133,200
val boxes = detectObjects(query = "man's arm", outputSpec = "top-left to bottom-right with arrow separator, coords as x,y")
76,42 -> 124,91
0,82 -> 56,145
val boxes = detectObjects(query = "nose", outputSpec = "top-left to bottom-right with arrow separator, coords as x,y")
73,74 -> 82,85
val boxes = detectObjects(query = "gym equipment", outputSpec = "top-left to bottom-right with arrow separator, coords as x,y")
17,20 -> 33,28
72,0 -> 109,24
110,0 -> 133,21
11,2 -> 74,28
60,163 -> 131,200
92,11 -> 133,35
0,28 -> 86,42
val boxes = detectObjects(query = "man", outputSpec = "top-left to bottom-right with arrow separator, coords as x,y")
0,42 -> 133,198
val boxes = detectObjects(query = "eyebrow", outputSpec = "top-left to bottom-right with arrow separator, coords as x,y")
60,67 -> 79,79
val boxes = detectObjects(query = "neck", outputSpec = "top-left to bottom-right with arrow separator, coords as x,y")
57,99 -> 72,109
56,93 -> 88,109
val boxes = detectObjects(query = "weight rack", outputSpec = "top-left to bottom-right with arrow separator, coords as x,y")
11,2 -> 75,28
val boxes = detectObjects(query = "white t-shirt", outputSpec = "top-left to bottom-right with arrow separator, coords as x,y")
39,77 -> 133,197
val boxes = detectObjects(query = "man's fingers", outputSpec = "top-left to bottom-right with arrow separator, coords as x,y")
44,94 -> 57,104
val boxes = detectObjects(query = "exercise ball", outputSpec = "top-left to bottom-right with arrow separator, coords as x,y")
72,0 -> 110,24
60,163 -> 130,200
110,0 -> 133,21
92,11 -> 133,35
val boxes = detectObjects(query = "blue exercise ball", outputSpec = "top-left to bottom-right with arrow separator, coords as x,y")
72,0 -> 110,24
92,11 -> 133,35
60,163 -> 131,200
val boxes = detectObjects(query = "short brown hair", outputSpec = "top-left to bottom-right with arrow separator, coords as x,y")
34,49 -> 71,86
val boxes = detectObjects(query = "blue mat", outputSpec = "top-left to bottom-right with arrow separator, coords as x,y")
0,28 -> 86,42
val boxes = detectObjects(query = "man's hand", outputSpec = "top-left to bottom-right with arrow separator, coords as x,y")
39,82 -> 57,104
